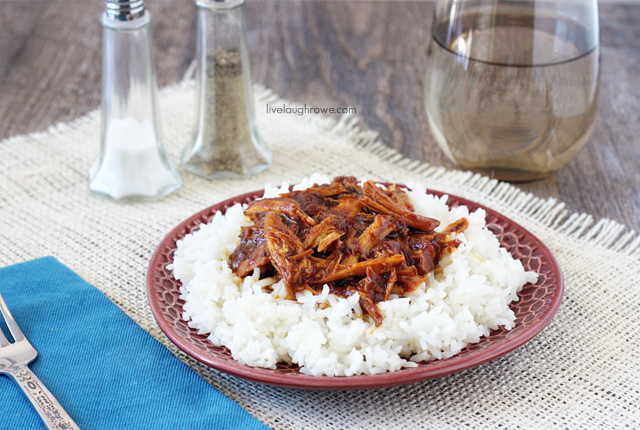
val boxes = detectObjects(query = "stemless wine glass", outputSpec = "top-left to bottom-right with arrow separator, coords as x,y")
424,0 -> 600,181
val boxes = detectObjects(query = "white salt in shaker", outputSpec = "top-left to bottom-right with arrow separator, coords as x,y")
89,0 -> 181,202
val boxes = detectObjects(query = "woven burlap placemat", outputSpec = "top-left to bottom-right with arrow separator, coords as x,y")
1,81 -> 638,429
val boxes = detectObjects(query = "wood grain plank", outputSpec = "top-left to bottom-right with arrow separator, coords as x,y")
0,0 -> 638,233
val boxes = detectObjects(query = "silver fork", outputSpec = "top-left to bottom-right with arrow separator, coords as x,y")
0,292 -> 80,430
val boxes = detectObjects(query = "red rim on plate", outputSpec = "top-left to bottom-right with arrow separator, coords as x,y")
146,186 -> 563,390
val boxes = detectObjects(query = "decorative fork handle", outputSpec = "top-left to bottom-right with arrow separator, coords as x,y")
4,363 -> 80,430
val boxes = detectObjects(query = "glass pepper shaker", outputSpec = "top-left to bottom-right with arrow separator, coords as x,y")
181,0 -> 272,179
89,0 -> 181,201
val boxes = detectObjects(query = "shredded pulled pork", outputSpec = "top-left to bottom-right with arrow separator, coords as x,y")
229,176 -> 468,326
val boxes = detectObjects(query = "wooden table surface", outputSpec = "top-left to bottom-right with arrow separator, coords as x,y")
1,0 -> 638,232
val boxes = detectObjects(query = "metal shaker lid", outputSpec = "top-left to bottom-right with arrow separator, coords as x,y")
105,0 -> 145,21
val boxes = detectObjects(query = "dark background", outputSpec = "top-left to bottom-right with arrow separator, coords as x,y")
1,0 -> 638,231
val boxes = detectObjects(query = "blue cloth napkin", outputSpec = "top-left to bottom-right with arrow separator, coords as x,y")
0,257 -> 270,430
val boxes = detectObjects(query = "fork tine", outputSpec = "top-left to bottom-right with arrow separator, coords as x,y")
0,292 -> 25,343
0,294 -> 11,346
0,323 -> 8,346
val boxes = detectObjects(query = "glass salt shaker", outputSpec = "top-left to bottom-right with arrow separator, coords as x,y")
89,0 -> 181,201
182,0 -> 272,179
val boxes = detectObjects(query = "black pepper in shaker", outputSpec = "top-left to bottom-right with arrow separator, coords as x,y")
182,0 -> 272,179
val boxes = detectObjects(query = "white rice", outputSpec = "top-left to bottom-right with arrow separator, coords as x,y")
169,174 -> 538,376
